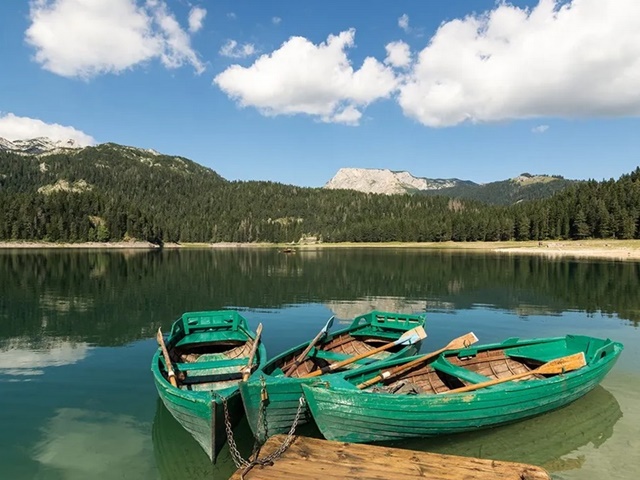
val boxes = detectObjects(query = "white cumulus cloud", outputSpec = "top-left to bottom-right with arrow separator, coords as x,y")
398,0 -> 640,127
0,113 -> 95,145
385,41 -> 411,68
188,6 -> 206,33
219,40 -> 257,59
272,16 -> 281,25
532,124 -> 549,134
25,0 -> 204,79
214,29 -> 398,125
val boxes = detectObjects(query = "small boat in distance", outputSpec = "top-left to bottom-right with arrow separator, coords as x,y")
239,310 -> 426,441
302,334 -> 622,444
151,310 -> 266,461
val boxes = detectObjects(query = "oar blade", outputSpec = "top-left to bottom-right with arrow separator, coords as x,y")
537,352 -> 586,375
445,332 -> 478,350
253,323 -> 263,338
321,316 -> 335,335
398,326 -> 427,345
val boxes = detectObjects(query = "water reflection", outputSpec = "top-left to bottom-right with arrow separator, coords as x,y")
2,249 -> 639,346
33,408 -> 155,479
392,386 -> 622,472
0,338 -> 92,377
326,297 -> 427,321
0,249 -> 636,480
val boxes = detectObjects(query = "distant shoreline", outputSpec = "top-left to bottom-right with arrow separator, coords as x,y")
1,239 -> 639,261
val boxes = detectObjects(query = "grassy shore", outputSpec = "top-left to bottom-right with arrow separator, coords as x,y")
1,239 -> 640,261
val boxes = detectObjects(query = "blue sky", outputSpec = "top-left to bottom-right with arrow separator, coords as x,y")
0,0 -> 639,187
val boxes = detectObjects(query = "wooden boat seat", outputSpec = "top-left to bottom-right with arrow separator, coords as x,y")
181,371 -> 244,385
175,331 -> 246,347
431,357 -> 491,384
176,357 -> 249,372
505,343 -> 582,364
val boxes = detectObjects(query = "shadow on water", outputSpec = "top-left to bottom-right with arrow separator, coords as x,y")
386,385 -> 622,473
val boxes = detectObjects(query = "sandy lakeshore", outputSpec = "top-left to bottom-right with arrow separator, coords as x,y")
1,239 -> 640,261
0,241 -> 162,249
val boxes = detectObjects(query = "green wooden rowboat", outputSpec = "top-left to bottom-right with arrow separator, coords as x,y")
239,310 -> 426,441
302,334 -> 622,443
151,310 -> 266,461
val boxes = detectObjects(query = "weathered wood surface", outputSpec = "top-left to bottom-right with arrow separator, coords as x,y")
230,435 -> 551,480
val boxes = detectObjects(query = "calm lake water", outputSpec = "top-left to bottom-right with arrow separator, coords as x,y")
0,248 -> 638,479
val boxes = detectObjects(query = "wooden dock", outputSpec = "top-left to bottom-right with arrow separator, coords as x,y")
230,435 -> 551,480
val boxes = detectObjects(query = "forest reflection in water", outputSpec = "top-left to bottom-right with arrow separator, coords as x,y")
1,248 -> 639,346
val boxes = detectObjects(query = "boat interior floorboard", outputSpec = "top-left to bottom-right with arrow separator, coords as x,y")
372,349 -> 543,395
280,334 -> 399,378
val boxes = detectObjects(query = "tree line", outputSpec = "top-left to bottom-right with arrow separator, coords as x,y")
0,145 -> 639,244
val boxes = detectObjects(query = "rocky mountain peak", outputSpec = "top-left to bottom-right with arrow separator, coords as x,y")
324,167 -> 468,195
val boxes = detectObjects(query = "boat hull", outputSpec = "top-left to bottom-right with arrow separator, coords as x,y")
151,310 -> 266,461
302,336 -> 623,443
153,373 -> 245,459
241,310 -> 426,440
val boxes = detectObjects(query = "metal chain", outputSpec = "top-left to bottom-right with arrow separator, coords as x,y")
212,391 -> 250,469
213,379 -> 307,474
241,394 -> 306,479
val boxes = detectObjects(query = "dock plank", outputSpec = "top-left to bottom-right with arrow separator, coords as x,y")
230,435 -> 551,480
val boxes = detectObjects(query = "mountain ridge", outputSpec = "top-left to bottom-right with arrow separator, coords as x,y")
1,136 -> 577,205
1,137 -> 639,245
324,167 -> 577,205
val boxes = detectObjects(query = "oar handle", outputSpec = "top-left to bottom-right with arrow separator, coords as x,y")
284,324 -> 330,376
447,370 -> 532,394
242,323 -> 263,381
357,347 -> 445,389
157,328 -> 178,387
301,326 -> 425,379
356,332 -> 479,389
446,352 -> 586,394
303,342 -> 395,378
284,340 -> 318,376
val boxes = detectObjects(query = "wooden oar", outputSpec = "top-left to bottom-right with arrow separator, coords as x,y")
301,326 -> 427,378
445,352 -> 587,394
284,316 -> 335,377
157,327 -> 178,387
242,323 -> 263,381
357,332 -> 479,389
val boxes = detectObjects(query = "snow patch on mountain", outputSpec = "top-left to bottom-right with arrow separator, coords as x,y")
0,137 -> 83,156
